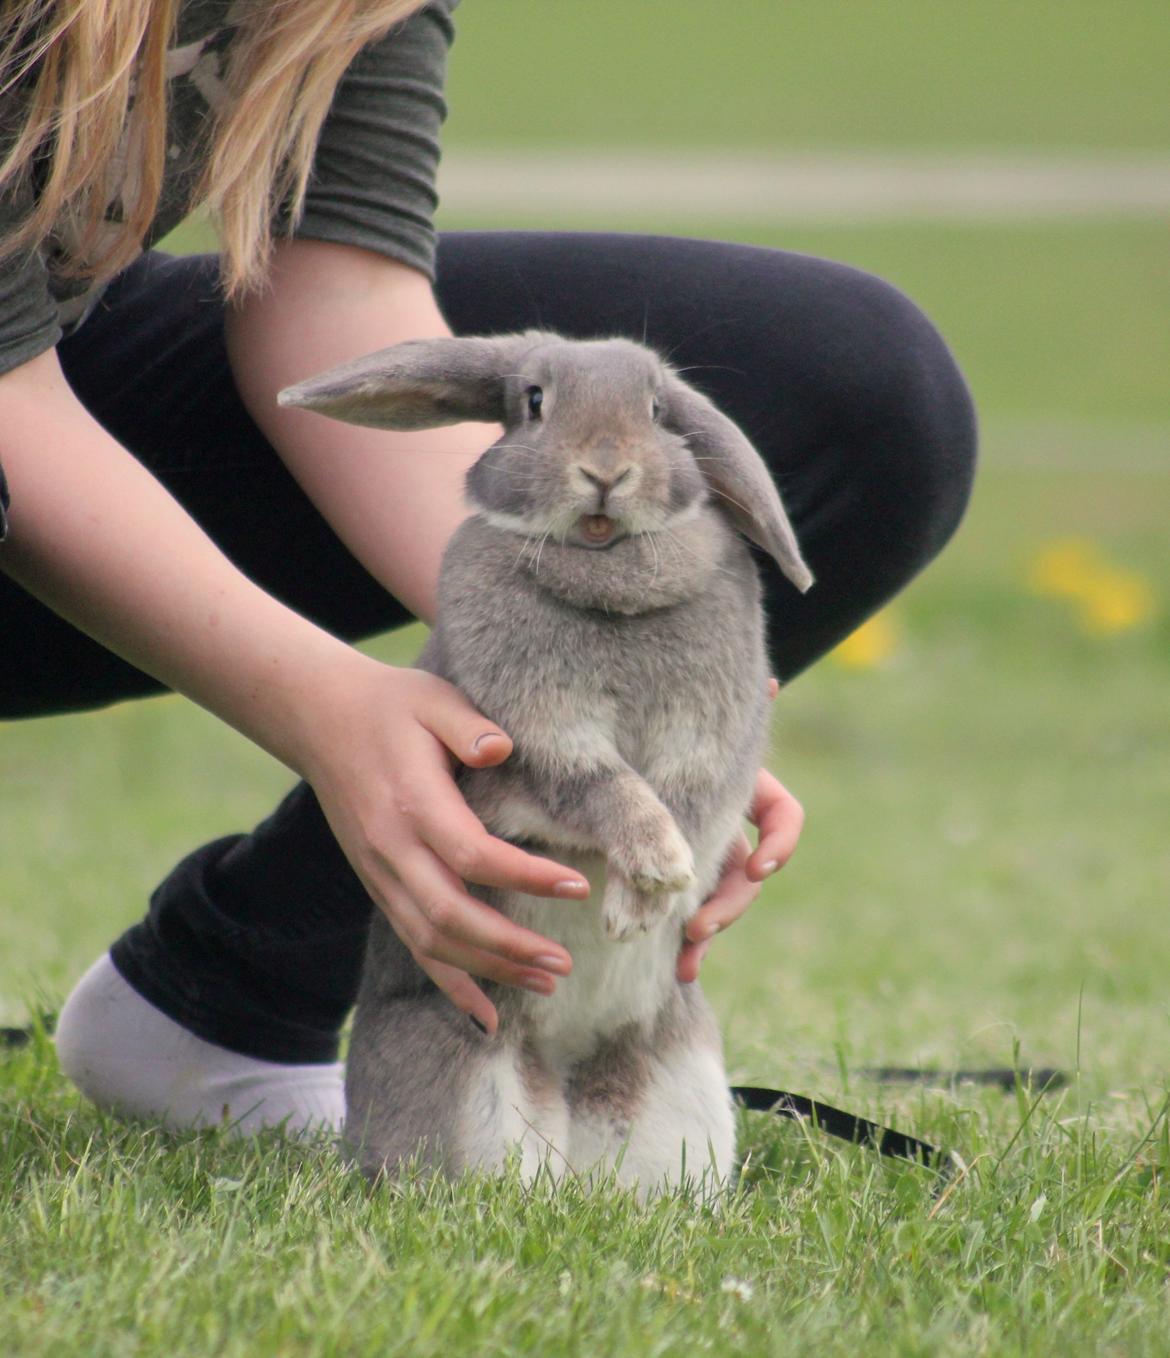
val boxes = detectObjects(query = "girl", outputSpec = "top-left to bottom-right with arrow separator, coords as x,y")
0,0 -> 975,1133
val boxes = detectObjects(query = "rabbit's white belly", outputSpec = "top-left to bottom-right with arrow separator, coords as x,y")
481,765 -> 745,1051
503,870 -> 682,1066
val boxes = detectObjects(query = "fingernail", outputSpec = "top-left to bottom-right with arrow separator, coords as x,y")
759,859 -> 779,876
523,974 -> 555,995
554,879 -> 589,898
469,1015 -> 489,1036
473,731 -> 505,753
533,954 -> 570,975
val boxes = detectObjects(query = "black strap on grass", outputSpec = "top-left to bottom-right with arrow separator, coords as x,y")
1,1014 -> 55,1048
860,1066 -> 1068,1092
731,1085 -> 950,1175
732,1067 -> 1068,1180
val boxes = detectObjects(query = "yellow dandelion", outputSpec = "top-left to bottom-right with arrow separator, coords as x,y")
1027,538 -> 1157,636
831,610 -> 900,669
1027,538 -> 1102,598
1078,569 -> 1156,635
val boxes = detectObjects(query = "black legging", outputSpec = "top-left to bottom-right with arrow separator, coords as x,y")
2,234 -> 977,1061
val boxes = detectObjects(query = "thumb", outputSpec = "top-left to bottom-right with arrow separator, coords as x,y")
415,677 -> 514,768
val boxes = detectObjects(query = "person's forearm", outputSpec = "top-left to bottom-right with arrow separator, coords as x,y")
0,349 -> 364,773
0,343 -> 594,1024
226,239 -> 499,625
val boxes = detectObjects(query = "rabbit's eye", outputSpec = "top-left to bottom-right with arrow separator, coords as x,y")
651,396 -> 662,421
526,386 -> 544,420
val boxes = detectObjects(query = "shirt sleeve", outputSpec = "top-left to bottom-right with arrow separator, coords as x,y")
288,0 -> 457,280
0,184 -> 63,380
0,173 -> 63,536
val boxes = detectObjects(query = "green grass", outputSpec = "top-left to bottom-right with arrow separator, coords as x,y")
7,1043 -> 1170,1357
443,0 -> 1170,152
4,427 -> 1169,1352
13,222 -> 1170,1357
7,0 -> 1170,1347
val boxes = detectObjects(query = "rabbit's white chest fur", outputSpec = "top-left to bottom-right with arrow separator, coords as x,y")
504,868 -> 683,1061
474,710 -> 750,1062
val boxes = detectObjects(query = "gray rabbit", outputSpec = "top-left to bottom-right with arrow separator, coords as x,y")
279,332 -> 812,1192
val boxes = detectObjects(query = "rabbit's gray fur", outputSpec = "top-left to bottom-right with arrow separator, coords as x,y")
280,332 -> 811,1192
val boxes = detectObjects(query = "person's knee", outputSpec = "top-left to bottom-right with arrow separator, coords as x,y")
788,261 -> 978,576
760,259 -> 982,583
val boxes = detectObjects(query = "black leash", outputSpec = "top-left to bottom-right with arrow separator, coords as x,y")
731,1085 -> 950,1175
731,1068 -> 1068,1180
860,1066 -> 1068,1093
1,1014 -> 56,1047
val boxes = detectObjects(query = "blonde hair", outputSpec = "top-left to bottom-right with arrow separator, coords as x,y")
0,0 -> 427,297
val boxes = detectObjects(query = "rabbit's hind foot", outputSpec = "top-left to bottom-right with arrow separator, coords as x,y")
455,1041 -> 573,1186
567,1033 -> 736,1197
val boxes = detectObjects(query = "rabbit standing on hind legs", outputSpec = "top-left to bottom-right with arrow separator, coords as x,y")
279,332 -> 812,1193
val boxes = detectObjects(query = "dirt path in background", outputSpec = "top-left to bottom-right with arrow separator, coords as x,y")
437,151 -> 1170,221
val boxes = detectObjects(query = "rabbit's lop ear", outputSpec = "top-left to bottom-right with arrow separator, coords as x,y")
663,374 -> 814,593
278,335 -> 528,431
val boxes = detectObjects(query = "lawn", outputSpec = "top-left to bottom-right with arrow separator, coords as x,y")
442,0 -> 1170,152
3,2 -> 1170,1354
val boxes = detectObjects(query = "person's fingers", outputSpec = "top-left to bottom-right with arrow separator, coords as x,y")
389,842 -> 575,978
397,692 -> 591,899
683,834 -> 757,939
676,935 -> 713,985
416,955 -> 499,1034
745,767 -> 804,880
370,875 -> 501,1029
677,835 -> 763,983
377,877 -> 563,1034
410,672 -> 514,768
408,770 -> 589,900
767,676 -> 780,700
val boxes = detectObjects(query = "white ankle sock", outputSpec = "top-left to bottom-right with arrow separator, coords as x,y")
56,954 -> 344,1136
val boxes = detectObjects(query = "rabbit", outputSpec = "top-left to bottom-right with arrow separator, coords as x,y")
278,331 -> 812,1193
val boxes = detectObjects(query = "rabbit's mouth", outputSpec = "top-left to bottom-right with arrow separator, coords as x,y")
576,513 -> 620,547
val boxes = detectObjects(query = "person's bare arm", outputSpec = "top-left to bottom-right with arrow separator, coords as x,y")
0,344 -> 588,1032
224,238 -> 489,625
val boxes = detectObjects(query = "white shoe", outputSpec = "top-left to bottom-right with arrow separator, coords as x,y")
56,954 -> 344,1136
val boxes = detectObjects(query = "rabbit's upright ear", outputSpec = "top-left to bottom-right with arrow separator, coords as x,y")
662,375 -> 814,593
277,335 -> 529,431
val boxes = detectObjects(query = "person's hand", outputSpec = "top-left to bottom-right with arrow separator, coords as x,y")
676,678 -> 804,982
300,655 -> 591,1034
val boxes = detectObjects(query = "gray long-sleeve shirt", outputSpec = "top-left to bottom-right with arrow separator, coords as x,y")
0,0 -> 457,380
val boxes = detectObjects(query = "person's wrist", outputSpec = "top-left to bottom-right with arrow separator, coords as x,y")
274,643 -> 390,785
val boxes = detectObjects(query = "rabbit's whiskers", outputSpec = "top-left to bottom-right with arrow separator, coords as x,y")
531,527 -> 555,580
672,362 -> 747,380
655,317 -> 735,366
645,524 -> 662,589
657,523 -> 741,586
703,484 -> 754,519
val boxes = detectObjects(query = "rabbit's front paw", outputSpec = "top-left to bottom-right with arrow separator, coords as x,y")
602,872 -> 676,941
614,817 -> 697,896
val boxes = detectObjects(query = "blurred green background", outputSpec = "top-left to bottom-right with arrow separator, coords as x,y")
442,0 -> 1170,151
3,0 -> 1168,1096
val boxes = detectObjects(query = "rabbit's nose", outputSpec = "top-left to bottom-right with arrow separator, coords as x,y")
572,463 -> 635,506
